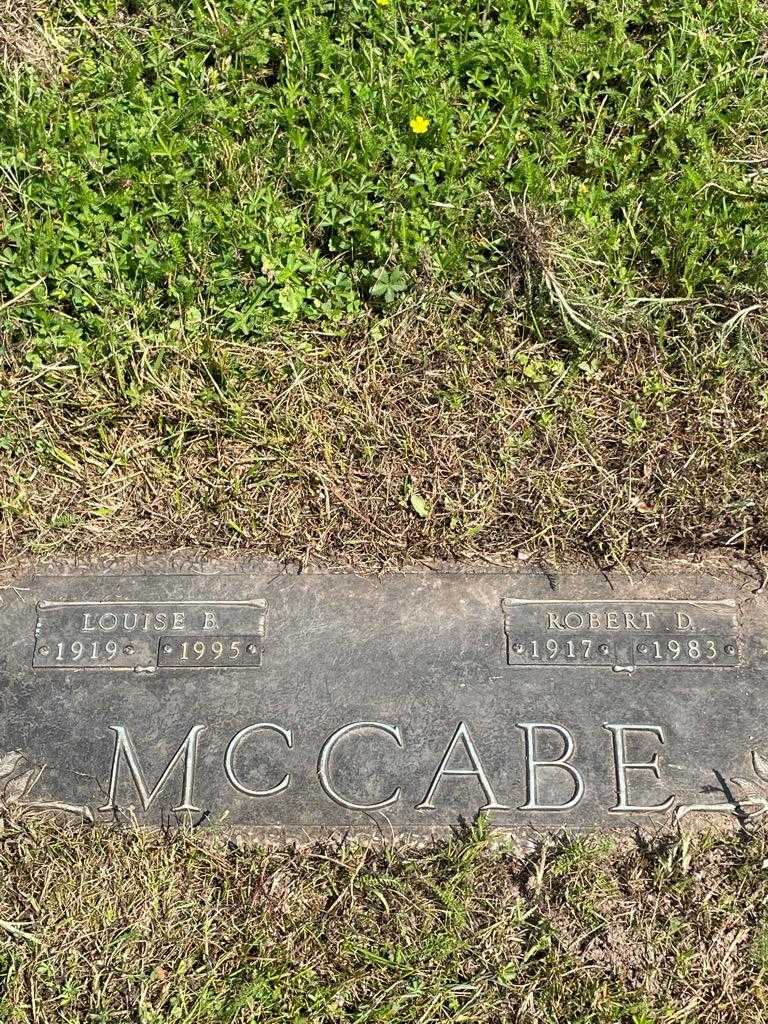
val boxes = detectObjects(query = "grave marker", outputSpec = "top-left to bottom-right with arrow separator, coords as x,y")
2,563 -> 766,833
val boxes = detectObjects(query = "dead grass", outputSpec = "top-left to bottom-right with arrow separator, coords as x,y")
1,809 -> 767,1022
2,296 -> 766,570
0,1 -> 56,73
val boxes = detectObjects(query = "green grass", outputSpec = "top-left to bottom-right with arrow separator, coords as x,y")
4,0 -> 768,337
1,811 -> 768,1022
1,0 -> 767,562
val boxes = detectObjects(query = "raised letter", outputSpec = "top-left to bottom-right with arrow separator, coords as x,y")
225,723 -> 292,797
203,611 -> 220,630
564,611 -> 584,630
318,722 -> 402,811
99,725 -> 204,814
675,611 -> 693,631
517,723 -> 584,810
604,723 -> 674,813
417,722 -> 509,811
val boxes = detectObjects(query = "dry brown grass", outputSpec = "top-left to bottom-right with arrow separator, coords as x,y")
1,809 -> 768,1022
0,1 -> 57,73
2,299 -> 767,570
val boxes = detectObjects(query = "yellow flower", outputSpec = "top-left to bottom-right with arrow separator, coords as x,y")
409,115 -> 430,134
376,0 -> 390,6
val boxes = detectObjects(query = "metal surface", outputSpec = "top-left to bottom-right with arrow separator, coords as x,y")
1,562 -> 766,834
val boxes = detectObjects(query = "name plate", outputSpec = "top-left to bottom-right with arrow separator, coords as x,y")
33,601 -> 266,671
503,599 -> 740,671
2,564 -> 767,834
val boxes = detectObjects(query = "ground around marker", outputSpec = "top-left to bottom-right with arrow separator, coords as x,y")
1,0 -> 767,567
3,811 -> 768,1022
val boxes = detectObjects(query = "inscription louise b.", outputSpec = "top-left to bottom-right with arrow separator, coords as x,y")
33,600 -> 267,671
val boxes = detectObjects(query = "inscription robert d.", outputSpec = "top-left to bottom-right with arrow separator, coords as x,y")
33,599 -> 267,671
541,609 -> 703,632
503,598 -> 740,671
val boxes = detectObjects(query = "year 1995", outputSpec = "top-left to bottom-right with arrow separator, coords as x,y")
177,639 -> 245,661
157,635 -> 261,666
